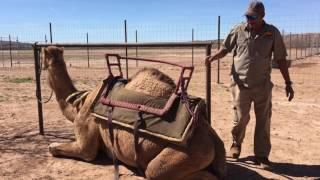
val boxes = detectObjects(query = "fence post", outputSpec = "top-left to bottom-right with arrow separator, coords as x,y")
206,44 -> 212,125
49,22 -> 53,43
305,33 -> 307,58
9,35 -> 12,67
16,37 -> 20,66
135,30 -> 138,67
310,34 -> 312,56
295,34 -> 298,60
33,44 -> 44,135
86,32 -> 90,68
318,34 -> 320,54
300,33 -> 304,59
124,20 -> 128,78
192,28 -> 194,66
217,16 -> 221,84
0,37 -> 3,67
289,32 -> 291,60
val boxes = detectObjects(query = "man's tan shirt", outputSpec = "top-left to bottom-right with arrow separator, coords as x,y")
222,22 -> 287,88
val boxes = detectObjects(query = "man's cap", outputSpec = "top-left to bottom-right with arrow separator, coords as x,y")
245,1 -> 265,17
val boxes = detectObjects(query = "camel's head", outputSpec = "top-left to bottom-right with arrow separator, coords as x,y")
41,46 -> 64,70
125,68 -> 176,98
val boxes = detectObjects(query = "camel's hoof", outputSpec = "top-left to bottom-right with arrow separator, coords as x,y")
49,142 -> 61,156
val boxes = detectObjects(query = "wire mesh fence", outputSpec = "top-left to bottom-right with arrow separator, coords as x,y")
0,16 -> 320,86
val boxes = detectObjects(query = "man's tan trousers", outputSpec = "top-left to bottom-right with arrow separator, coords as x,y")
231,81 -> 273,157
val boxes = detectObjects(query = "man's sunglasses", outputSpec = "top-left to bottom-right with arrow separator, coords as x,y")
246,15 -> 258,21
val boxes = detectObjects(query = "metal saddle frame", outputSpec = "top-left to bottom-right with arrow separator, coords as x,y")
100,53 -> 194,116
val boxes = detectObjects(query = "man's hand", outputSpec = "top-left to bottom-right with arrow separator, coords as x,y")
204,49 -> 228,66
285,84 -> 294,101
205,56 -> 213,66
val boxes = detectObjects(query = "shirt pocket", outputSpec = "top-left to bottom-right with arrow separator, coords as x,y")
236,37 -> 248,55
255,36 -> 273,58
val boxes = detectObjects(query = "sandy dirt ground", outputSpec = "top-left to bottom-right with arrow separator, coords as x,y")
0,51 -> 319,179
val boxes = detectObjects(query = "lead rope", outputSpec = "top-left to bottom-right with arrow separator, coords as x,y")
36,52 -> 54,104
37,89 -> 54,104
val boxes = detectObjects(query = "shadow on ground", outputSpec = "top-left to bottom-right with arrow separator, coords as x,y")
228,156 -> 320,179
0,129 -> 74,157
2,132 -> 319,179
227,160 -> 265,179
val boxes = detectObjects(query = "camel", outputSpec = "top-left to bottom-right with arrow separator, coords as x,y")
42,46 -> 226,180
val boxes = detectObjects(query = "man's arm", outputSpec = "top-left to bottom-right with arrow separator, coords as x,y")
206,25 -> 238,65
205,48 -> 229,65
277,59 -> 291,83
273,26 -> 294,101
277,59 -> 294,101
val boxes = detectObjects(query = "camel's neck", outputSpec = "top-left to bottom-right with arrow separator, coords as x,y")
48,62 -> 77,103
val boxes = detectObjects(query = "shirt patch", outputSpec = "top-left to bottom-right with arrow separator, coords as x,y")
263,31 -> 273,36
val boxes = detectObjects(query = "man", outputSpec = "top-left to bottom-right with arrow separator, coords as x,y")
206,0 -> 294,168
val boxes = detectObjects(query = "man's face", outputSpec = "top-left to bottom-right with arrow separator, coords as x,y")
246,14 -> 263,30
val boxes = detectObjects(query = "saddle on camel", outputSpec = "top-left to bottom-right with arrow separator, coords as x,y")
42,46 -> 226,180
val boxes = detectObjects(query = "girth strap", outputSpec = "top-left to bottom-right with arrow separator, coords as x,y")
107,108 -> 146,179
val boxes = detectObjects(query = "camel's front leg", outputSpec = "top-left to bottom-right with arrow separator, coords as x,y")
49,115 -> 100,161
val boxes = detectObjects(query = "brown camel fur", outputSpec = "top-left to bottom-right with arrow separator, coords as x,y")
42,46 -> 226,180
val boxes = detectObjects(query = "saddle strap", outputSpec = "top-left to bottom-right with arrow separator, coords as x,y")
133,111 -> 146,177
180,79 -> 199,126
107,107 -> 120,180
104,75 -> 124,180
102,75 -> 124,98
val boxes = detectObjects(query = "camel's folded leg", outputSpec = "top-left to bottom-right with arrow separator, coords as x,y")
145,146 -> 214,180
208,126 -> 226,179
49,116 -> 100,162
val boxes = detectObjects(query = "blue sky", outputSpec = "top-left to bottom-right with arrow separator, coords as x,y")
1,0 -> 319,43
